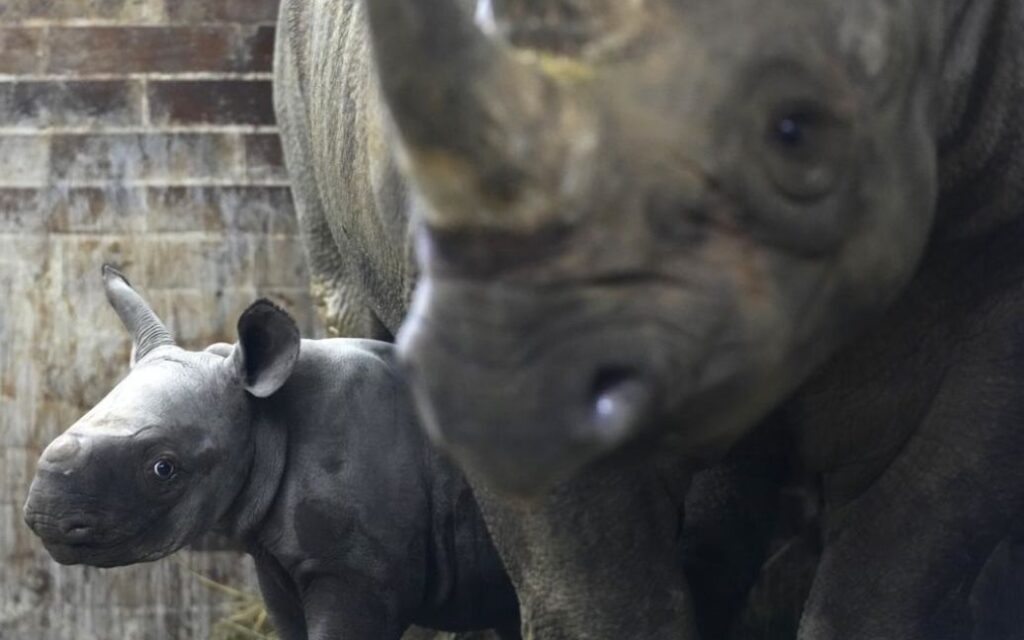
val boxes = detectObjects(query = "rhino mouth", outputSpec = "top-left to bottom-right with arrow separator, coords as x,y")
25,510 -> 156,567
37,532 -> 168,568
42,540 -> 114,566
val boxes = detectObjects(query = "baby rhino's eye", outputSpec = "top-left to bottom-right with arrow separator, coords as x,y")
153,459 -> 175,479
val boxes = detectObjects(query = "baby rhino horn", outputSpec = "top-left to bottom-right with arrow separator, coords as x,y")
102,264 -> 176,365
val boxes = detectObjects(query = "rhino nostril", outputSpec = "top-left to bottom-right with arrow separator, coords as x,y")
60,519 -> 95,542
592,367 -> 637,411
588,367 -> 651,446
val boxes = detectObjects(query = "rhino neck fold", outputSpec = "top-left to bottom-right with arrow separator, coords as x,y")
936,0 -> 1024,243
216,411 -> 287,541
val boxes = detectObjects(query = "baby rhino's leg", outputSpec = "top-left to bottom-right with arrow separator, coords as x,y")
303,576 -> 405,640
254,556 -> 307,640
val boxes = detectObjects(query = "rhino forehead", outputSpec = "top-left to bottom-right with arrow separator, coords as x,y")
71,417 -> 159,439
837,2 -> 903,81
70,373 -> 199,441
73,391 -> 162,438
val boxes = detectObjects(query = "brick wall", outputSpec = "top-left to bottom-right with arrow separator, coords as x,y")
0,2 -> 317,638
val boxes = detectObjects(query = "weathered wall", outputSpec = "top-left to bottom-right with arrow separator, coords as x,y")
0,1 -> 317,638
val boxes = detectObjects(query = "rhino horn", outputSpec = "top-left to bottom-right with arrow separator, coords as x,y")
364,0 -> 589,232
101,264 -> 176,365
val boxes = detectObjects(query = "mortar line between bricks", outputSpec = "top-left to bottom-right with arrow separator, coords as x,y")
0,72 -> 274,82
0,20 -> 280,28
0,126 -> 279,135
0,179 -> 292,188
0,231 -> 299,240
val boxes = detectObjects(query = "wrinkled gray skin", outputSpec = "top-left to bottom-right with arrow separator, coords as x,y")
274,0 -> 417,340
278,0 -> 1024,638
23,267 -> 520,640
376,1 -> 1024,639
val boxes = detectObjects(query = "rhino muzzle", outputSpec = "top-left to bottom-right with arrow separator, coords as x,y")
24,481 -> 131,562
397,281 -> 669,498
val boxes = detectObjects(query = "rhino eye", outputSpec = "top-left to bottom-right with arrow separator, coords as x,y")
767,109 -> 828,157
760,103 -> 851,201
153,459 -> 175,480
773,115 -> 808,149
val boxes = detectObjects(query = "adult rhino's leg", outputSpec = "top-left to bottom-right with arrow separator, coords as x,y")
683,416 -> 814,639
970,509 -> 1024,640
273,1 -> 391,340
401,628 -> 519,639
797,337 -> 1024,640
473,458 -> 697,640
733,523 -> 821,640
493,624 -> 523,640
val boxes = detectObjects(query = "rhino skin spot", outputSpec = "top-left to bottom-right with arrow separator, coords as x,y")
295,498 -> 392,577
320,456 -> 343,474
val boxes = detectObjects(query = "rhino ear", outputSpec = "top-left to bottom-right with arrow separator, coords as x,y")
228,300 -> 300,398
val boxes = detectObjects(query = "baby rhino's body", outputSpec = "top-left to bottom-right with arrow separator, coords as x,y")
245,338 -> 518,639
23,266 -> 519,640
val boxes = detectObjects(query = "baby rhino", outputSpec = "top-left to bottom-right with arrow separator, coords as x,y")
23,266 -> 520,640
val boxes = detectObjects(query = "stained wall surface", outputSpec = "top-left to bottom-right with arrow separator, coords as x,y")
0,1 -> 318,637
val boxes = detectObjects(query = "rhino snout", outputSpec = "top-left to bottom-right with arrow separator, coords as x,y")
24,511 -> 99,545
400,316 -> 661,499
59,517 -> 98,543
41,434 -> 81,465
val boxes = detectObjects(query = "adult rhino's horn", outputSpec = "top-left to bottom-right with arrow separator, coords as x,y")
101,264 -> 176,365
364,0 -> 584,232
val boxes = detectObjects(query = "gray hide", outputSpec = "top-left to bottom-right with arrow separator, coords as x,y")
23,267 -> 520,640
277,0 -> 1024,639
274,1 -> 801,637
364,1 -> 1024,639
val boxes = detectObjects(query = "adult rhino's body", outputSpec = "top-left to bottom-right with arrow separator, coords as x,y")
276,0 -> 1024,638
276,3 -> 786,637
274,0 -> 415,339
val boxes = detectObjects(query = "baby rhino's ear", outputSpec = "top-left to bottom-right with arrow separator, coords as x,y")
229,300 -> 301,398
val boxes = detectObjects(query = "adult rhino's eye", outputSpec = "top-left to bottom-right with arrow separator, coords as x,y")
773,115 -> 808,148
153,459 -> 175,479
767,109 -> 827,157
760,103 -> 852,201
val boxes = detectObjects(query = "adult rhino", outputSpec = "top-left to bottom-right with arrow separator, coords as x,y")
276,0 -> 1024,638
276,0 -> 790,637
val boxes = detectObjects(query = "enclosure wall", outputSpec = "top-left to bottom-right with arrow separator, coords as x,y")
0,1 -> 316,638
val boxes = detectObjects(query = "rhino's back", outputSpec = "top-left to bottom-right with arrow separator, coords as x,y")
275,0 -> 414,333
